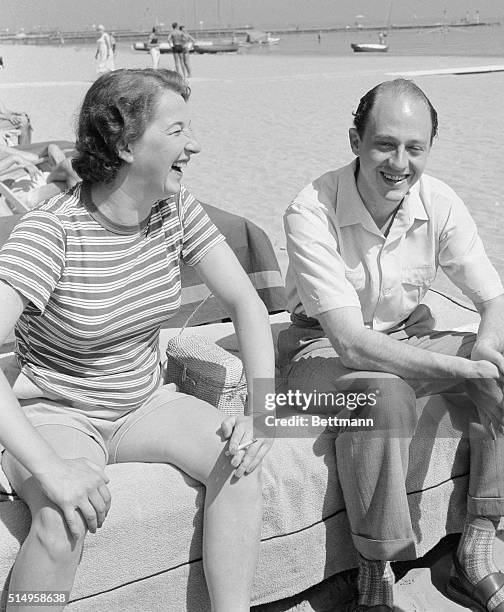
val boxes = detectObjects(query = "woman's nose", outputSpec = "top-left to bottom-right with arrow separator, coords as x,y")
186,135 -> 201,155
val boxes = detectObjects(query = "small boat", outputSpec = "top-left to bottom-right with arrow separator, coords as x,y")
259,33 -> 281,45
133,40 -> 239,54
193,40 -> 239,54
351,43 -> 388,53
133,41 -> 173,53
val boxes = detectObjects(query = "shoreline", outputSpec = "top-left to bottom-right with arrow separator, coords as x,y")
0,21 -> 500,47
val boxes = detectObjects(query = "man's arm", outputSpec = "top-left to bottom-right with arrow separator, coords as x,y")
472,294 -> 504,374
318,305 -> 497,381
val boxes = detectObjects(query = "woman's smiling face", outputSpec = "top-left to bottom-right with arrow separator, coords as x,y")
127,89 -> 200,199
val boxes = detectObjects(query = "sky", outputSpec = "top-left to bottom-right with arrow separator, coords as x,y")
1,0 -> 503,33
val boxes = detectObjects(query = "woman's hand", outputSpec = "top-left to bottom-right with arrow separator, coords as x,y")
35,457 -> 111,539
221,414 -> 273,478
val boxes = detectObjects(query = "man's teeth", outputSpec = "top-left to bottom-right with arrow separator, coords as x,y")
382,172 -> 407,181
172,162 -> 186,171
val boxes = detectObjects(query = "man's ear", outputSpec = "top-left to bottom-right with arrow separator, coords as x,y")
348,128 -> 360,156
117,143 -> 134,164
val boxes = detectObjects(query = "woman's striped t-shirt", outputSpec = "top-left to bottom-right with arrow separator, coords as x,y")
0,182 -> 225,416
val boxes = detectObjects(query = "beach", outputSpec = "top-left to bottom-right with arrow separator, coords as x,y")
0,43 -> 503,272
1,41 -> 504,611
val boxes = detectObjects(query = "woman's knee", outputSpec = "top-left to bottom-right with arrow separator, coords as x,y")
31,505 -> 86,562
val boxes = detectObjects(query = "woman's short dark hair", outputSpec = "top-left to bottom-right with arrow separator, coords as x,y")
73,68 -> 190,183
352,78 -> 438,144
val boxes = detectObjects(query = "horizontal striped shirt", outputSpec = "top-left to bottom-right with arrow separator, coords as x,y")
0,182 -> 224,416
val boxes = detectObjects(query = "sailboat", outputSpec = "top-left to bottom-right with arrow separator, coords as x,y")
351,1 -> 392,52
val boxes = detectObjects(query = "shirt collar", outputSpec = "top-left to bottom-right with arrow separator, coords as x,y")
334,159 -> 429,230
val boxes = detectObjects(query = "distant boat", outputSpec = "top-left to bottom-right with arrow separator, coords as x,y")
133,41 -> 173,53
193,40 -> 239,54
260,33 -> 281,45
132,40 -> 239,54
245,30 -> 280,45
351,42 -> 389,52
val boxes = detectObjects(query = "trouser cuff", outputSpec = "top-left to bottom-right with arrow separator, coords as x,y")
467,495 -> 504,518
352,533 -> 416,561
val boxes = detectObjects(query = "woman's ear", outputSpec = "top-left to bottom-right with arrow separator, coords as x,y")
117,143 -> 134,164
348,128 -> 361,156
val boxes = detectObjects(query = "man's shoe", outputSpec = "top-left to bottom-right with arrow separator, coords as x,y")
447,552 -> 504,611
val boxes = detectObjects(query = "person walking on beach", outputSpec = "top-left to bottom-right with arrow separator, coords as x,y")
168,22 -> 188,77
95,24 -> 114,74
0,68 -> 275,611
147,26 -> 161,69
279,78 -> 504,611
180,25 -> 195,77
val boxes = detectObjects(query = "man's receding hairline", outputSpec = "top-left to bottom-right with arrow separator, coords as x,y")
366,88 -> 434,126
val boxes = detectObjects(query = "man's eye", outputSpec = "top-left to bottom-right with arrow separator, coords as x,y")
376,142 -> 394,150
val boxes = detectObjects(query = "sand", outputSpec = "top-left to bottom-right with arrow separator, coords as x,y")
1,43 -> 503,267
1,42 -> 504,611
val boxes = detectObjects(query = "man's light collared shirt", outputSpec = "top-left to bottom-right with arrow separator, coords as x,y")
284,160 -> 503,332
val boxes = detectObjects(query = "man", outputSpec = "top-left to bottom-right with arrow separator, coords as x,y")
279,78 -> 504,611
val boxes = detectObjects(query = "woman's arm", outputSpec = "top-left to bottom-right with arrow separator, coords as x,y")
193,241 -> 276,476
0,280 -> 111,536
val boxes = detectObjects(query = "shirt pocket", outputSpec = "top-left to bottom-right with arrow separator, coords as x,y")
345,266 -> 366,292
401,265 -> 436,315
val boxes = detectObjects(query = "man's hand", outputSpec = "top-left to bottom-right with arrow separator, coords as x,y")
0,154 -> 42,182
472,340 -> 504,378
467,358 -> 504,436
221,414 -> 272,478
35,457 -> 111,539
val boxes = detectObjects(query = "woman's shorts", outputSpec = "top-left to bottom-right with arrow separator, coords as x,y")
172,44 -> 184,54
19,384 -> 189,464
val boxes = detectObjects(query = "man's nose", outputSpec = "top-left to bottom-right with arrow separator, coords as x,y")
390,146 -> 407,169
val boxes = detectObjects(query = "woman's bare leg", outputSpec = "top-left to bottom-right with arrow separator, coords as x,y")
3,426 -> 106,612
112,393 -> 263,612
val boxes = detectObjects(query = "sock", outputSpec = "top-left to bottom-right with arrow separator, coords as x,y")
457,515 -> 504,609
357,553 -> 394,609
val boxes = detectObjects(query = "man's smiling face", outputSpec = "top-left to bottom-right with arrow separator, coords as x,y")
349,91 -> 432,208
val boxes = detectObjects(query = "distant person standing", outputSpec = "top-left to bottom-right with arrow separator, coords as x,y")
95,24 -> 114,75
148,27 -> 161,69
168,22 -> 187,77
110,32 -> 117,55
317,31 -> 322,44
180,25 -> 195,77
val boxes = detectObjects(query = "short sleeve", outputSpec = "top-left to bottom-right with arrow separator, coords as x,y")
438,193 -> 503,303
0,211 -> 66,313
178,187 -> 225,265
284,201 -> 361,317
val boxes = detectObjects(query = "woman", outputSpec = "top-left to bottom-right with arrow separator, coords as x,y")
0,69 -> 275,611
147,26 -> 161,69
95,24 -> 114,74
